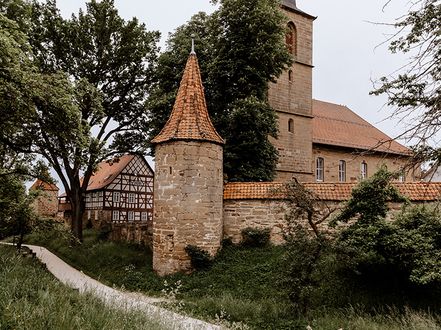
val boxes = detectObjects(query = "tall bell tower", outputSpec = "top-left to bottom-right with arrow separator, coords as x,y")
269,0 -> 316,182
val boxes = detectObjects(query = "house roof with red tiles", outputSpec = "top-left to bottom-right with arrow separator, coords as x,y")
151,53 -> 224,145
224,182 -> 441,202
85,154 -> 135,191
312,99 -> 411,156
30,179 -> 59,191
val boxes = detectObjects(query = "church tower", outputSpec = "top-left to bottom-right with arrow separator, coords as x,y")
151,48 -> 225,276
269,0 -> 316,182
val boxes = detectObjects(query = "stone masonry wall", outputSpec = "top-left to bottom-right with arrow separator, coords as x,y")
313,145 -> 419,182
223,199 -> 431,245
223,199 -> 287,244
153,141 -> 223,276
32,190 -> 59,217
111,222 -> 151,246
270,113 -> 313,182
268,8 -> 314,181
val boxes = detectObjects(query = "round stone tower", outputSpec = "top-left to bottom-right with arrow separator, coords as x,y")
151,49 -> 224,276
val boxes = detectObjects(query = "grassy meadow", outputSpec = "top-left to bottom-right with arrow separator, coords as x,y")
0,245 -> 166,330
22,228 -> 441,329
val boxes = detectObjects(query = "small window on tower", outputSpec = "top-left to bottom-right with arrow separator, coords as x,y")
288,69 -> 293,82
288,119 -> 294,133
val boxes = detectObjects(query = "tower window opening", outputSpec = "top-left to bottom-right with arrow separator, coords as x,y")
288,119 -> 294,133
286,22 -> 297,56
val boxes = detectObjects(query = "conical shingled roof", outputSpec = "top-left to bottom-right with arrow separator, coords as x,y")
151,53 -> 224,145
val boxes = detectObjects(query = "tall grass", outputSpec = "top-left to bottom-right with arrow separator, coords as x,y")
25,227 -> 165,294
0,246 -> 165,330
23,228 -> 441,329
308,307 -> 441,330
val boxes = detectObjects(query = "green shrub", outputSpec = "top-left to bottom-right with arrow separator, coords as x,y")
241,227 -> 271,247
184,245 -> 213,270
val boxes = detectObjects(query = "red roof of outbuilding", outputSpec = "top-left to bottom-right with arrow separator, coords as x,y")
312,100 -> 411,156
151,53 -> 224,145
30,179 -> 59,191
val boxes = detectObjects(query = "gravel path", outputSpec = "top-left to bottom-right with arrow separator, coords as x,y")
2,243 -> 221,330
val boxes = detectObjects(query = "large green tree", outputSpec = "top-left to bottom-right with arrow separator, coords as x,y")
0,0 -> 159,240
0,14 -> 47,247
372,0 -> 440,162
147,0 -> 292,181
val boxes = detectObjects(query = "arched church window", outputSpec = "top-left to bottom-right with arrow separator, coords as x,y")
286,22 -> 297,56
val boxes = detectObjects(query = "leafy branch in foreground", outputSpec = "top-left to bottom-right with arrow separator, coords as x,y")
371,0 -> 440,158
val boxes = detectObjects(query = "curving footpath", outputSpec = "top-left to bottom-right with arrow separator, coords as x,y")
2,243 -> 221,330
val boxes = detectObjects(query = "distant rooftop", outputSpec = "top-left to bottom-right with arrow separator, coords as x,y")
30,179 -> 58,191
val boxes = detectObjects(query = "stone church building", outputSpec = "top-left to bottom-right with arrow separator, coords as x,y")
271,0 -> 416,183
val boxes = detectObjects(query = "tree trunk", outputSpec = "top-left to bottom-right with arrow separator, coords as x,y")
70,186 -> 84,242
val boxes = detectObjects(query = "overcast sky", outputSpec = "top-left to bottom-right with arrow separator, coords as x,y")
54,0 -> 412,143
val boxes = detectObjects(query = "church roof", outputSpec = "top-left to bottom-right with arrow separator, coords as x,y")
151,53 -> 224,145
30,179 -> 58,191
312,99 -> 411,156
224,182 -> 441,202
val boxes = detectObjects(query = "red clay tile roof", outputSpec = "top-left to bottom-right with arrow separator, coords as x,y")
224,182 -> 441,202
30,179 -> 59,191
85,154 -> 134,191
223,182 -> 285,200
312,99 -> 411,156
151,53 -> 224,145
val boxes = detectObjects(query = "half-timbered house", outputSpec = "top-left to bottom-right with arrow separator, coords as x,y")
59,154 -> 154,244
